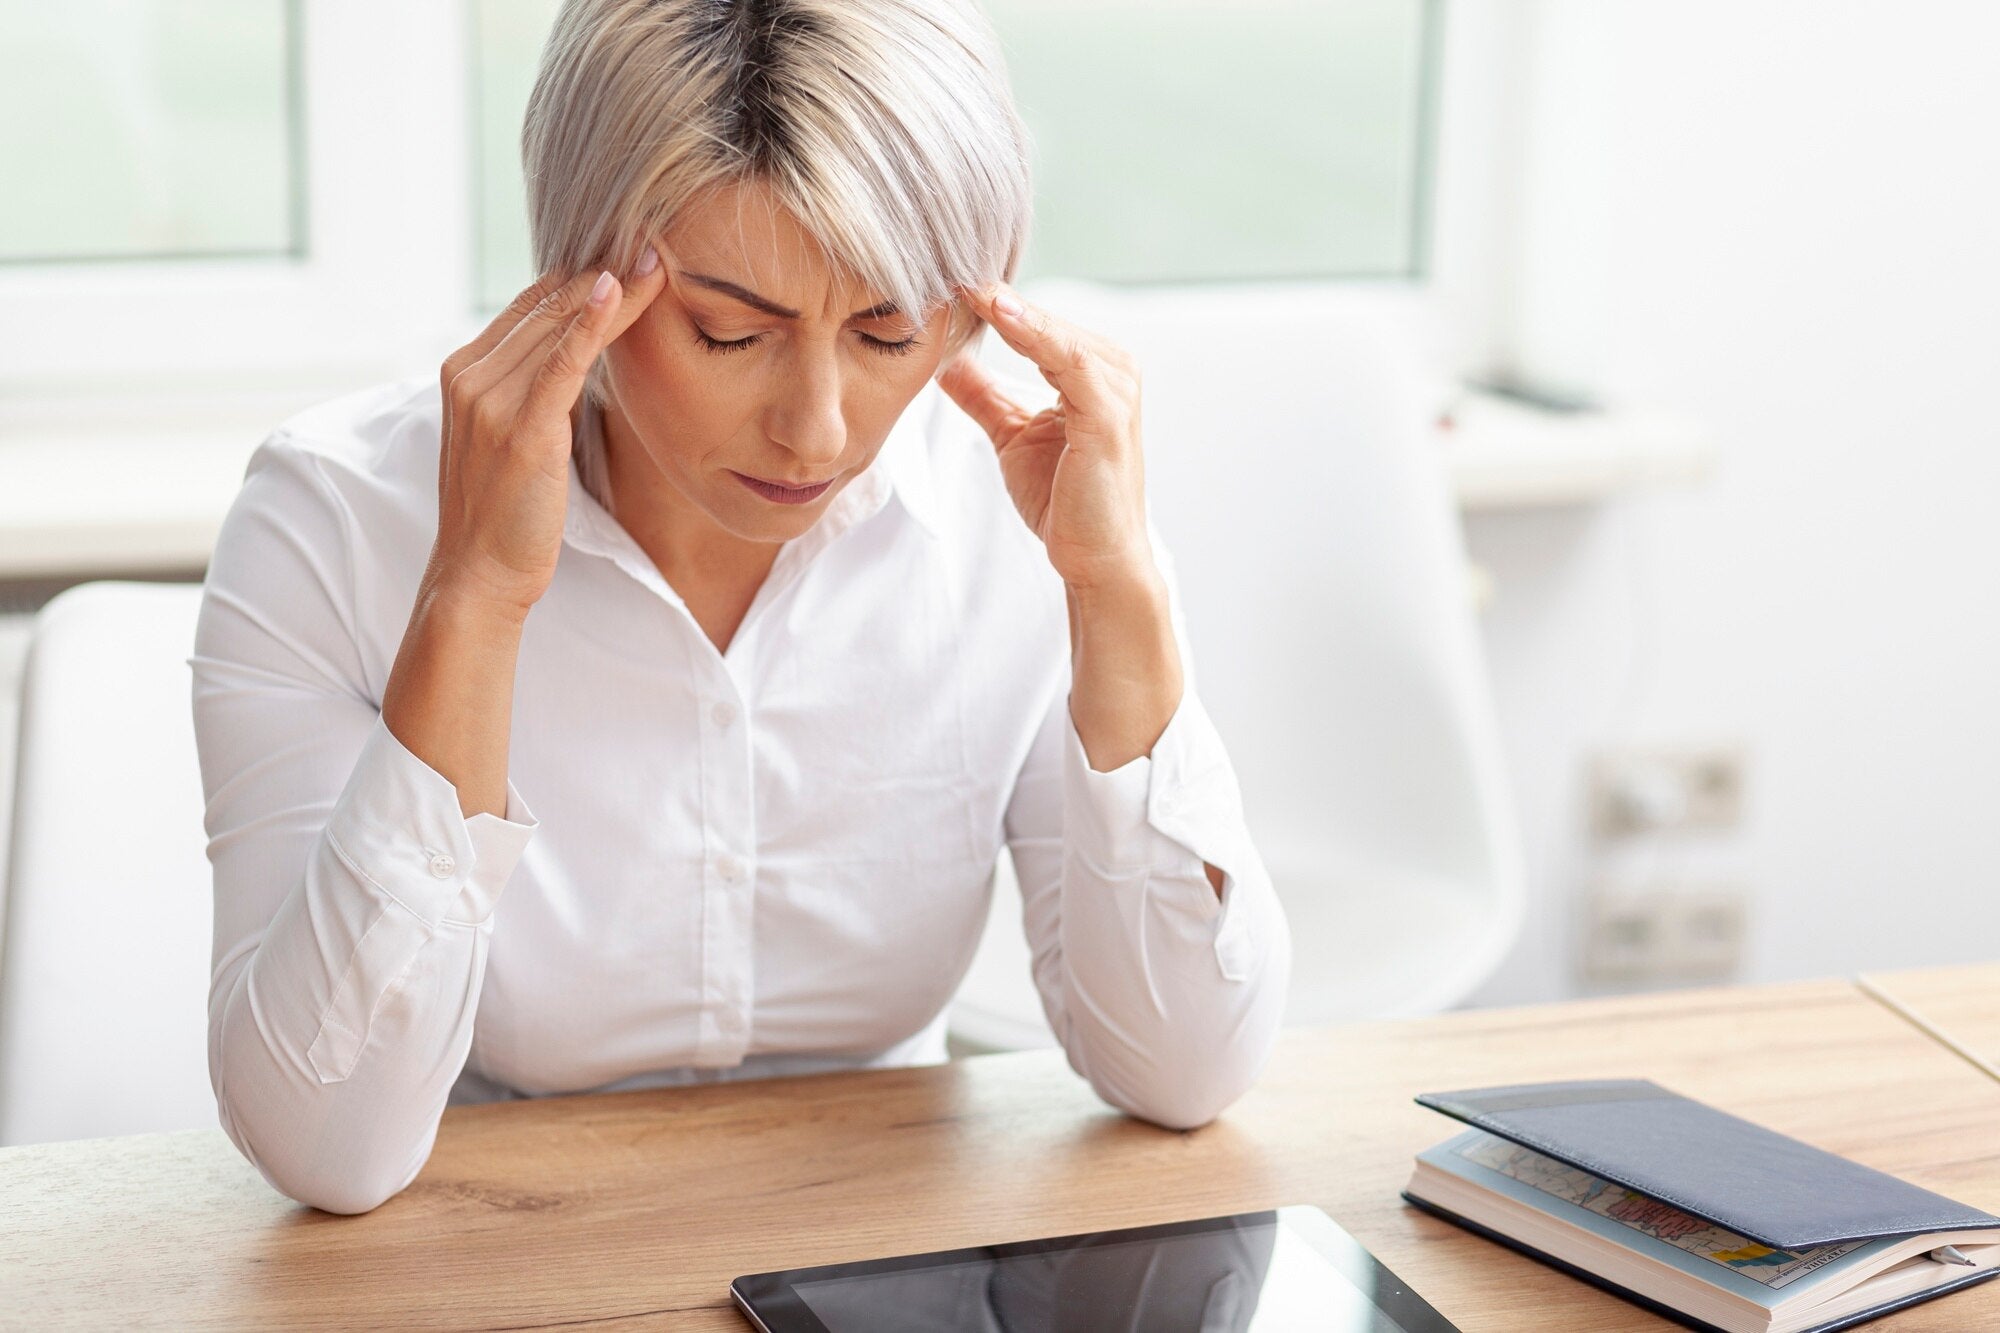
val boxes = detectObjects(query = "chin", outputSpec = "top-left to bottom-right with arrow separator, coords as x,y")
716,488 -> 832,540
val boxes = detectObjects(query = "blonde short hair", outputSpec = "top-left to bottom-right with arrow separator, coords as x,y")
522,0 -> 1033,400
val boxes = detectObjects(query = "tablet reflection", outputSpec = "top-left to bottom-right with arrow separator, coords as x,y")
792,1214 -> 1411,1331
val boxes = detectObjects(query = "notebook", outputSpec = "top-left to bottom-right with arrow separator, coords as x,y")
1400,1079 -> 2000,1333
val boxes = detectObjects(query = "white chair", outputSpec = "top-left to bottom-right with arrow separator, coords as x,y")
948,280 -> 1526,1052
0,581 -> 213,1145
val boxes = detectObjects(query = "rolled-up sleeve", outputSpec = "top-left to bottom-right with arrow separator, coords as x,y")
1003,531 -> 1292,1132
194,434 -> 535,1214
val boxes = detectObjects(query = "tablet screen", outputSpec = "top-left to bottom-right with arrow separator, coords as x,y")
734,1206 -> 1460,1332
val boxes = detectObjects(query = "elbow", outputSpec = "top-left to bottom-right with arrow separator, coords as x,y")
208,961 -> 431,1215
247,1136 -> 421,1215
1066,1031 -> 1249,1131
1080,1024 -> 1266,1129
1084,977 -> 1290,1133
274,1164 -> 415,1216
1103,1078 -> 1240,1133
213,1082 -> 423,1216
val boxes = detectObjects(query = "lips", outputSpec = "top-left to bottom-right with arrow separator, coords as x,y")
731,470 -> 836,505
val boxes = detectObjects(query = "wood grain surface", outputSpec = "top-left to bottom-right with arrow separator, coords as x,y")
1859,962 -> 2000,1083
7,973 -> 2000,1331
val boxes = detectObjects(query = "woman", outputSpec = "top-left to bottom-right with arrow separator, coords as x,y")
193,0 -> 1291,1215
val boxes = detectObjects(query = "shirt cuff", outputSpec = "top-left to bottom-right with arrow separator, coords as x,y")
1062,686 -> 1259,933
323,713 -> 539,928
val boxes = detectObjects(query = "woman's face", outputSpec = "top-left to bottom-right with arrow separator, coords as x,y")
599,179 -> 956,543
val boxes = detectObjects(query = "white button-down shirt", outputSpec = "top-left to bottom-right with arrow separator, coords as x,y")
192,373 -> 1291,1213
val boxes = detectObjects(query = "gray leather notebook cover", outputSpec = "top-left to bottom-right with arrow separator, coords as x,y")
1413,1078 -> 2000,1251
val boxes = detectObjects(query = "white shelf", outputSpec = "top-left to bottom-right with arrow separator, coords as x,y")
0,382 -> 320,581
0,430 -> 258,579
1441,390 -> 1716,510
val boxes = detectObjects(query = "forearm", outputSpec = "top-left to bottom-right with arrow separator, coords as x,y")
1066,566 -> 1226,897
961,282 -> 1283,1128
1049,856 -> 1294,1130
1007,525 -> 1291,1132
1028,660 -> 1295,1129
203,692 -> 534,1214
218,567 -> 531,1206
212,883 -> 487,1214
1064,565 -> 1182,773
382,564 -> 529,819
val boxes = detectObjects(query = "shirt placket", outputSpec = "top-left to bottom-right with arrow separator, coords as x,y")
560,444 -> 897,1071
693,661 -> 755,1067
688,477 -> 896,1065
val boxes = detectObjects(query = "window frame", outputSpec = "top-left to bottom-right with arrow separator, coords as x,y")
0,0 -> 1467,405
0,0 -> 482,399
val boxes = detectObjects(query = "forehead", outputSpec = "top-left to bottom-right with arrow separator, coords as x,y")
665,179 -> 868,303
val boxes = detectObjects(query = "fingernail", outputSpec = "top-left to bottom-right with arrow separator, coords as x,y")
589,270 -> 616,306
633,245 -> 659,278
993,289 -> 1024,317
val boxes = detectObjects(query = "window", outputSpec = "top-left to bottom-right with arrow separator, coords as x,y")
468,0 -> 1440,305
986,0 -> 1437,283
0,2 -> 303,264
0,1 -> 1439,393
0,3 -> 473,393
470,0 -> 563,313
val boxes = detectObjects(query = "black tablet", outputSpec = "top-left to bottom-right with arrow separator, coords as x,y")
731,1203 -> 1462,1331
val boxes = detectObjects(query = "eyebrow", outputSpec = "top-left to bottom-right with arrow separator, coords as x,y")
678,270 -> 902,322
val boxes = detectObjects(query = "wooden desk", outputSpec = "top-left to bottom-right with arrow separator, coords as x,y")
8,975 -> 2000,1331
1859,961 -> 2000,1081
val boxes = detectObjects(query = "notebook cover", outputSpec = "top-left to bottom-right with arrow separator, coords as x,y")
1403,1192 -> 2000,1333
1413,1079 -> 2000,1251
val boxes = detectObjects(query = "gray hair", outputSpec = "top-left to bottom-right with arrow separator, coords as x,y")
522,0 -> 1034,501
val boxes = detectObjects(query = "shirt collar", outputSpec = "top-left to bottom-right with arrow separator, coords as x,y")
874,376 -> 943,539
558,397 -> 691,606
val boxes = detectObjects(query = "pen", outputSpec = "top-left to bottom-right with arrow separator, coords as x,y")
1928,1246 -> 1976,1267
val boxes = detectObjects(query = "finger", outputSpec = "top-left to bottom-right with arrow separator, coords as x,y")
487,240 -> 673,386
524,270 -> 627,419
600,243 -> 668,343
461,269 -> 562,364
441,268 -> 562,432
963,284 -> 1120,415
936,355 -> 1036,446
474,267 -> 613,385
497,244 -> 669,409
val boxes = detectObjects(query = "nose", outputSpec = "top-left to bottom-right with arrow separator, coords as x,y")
765,344 -> 846,470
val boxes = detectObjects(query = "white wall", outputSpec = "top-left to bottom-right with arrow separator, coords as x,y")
1453,0 -> 2000,1004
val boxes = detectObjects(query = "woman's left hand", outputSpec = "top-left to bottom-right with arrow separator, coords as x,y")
938,285 -> 1154,592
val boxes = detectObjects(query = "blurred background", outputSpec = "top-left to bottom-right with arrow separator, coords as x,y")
4,0 -> 1999,1128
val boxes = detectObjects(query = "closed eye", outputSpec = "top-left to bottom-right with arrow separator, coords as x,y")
859,331 -> 921,356
693,328 -> 764,354
693,327 -> 921,357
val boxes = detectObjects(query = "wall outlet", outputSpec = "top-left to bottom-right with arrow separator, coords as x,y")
1582,883 -> 1748,983
1590,745 -> 1746,839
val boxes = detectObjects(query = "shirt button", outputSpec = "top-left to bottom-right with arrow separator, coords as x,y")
709,700 -> 737,729
428,852 -> 457,879
716,853 -> 747,884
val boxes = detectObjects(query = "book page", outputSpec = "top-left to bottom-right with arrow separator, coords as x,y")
1414,1129 -> 1910,1309
1454,1134 -> 1870,1291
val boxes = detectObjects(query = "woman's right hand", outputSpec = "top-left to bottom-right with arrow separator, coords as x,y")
428,250 -> 667,617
